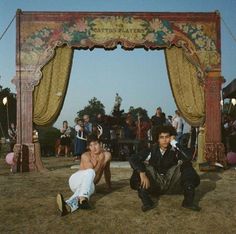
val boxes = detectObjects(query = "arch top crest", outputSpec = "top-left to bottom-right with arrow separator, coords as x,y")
16,11 -> 221,82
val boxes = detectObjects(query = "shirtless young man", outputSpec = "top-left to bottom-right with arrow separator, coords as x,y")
56,134 -> 112,216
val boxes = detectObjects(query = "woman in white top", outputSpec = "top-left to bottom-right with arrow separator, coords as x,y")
74,118 -> 87,160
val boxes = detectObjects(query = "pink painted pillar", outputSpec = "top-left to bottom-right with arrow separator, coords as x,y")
12,9 -> 40,172
204,71 -> 226,166
13,75 -> 36,172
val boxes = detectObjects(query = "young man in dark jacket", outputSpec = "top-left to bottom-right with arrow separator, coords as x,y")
129,126 -> 200,212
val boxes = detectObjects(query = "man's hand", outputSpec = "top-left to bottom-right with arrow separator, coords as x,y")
140,172 -> 150,189
170,135 -> 176,142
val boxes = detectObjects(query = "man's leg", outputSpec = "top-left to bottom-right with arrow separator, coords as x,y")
137,187 -> 154,212
182,184 -> 200,211
130,168 -> 158,212
181,164 -> 201,211
164,163 -> 182,194
66,169 -> 95,212
77,169 -> 96,209
158,163 -> 201,211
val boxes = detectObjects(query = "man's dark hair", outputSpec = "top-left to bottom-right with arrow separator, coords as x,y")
87,134 -> 101,145
156,125 -> 177,139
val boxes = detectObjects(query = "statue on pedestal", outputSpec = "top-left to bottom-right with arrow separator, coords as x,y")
112,93 -> 124,118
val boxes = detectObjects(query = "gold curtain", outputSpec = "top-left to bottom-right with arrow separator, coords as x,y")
33,46 -> 74,126
165,46 -> 205,126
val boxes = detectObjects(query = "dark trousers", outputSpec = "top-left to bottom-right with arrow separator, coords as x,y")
130,162 -> 200,195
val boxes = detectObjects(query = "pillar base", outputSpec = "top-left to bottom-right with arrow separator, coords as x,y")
205,142 -> 227,168
13,143 -> 46,172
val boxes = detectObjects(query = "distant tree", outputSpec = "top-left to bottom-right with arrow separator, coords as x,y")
128,106 -> 149,120
77,97 -> 105,121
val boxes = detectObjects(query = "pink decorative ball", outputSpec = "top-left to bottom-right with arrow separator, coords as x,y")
5,152 -> 15,165
227,151 -> 236,165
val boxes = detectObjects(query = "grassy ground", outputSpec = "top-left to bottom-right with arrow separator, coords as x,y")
0,156 -> 236,234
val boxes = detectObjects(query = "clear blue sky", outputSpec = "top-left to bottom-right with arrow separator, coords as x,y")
0,0 -> 236,128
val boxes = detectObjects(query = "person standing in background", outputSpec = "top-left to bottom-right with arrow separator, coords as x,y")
83,115 -> 93,134
151,107 -> 165,144
8,122 -> 16,152
74,118 -> 87,161
57,121 -> 71,157
172,110 -> 184,142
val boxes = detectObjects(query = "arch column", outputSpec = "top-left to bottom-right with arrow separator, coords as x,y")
204,70 -> 226,166
13,72 -> 39,172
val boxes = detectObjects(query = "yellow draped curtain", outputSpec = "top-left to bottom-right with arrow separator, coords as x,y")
33,45 -> 74,126
165,46 -> 205,126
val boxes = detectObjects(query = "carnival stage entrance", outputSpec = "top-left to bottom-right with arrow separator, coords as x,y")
13,10 -> 226,172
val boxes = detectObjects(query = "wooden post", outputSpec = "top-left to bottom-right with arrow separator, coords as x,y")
13,75 -> 36,172
204,71 -> 226,166
12,9 -> 45,172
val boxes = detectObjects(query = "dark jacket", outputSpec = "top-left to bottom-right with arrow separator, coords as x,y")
129,144 -> 192,175
151,115 -> 164,126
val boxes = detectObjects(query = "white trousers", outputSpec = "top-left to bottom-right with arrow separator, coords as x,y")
66,168 -> 95,212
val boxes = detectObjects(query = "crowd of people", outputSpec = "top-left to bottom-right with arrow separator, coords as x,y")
55,107 -> 190,161
56,115 -> 96,160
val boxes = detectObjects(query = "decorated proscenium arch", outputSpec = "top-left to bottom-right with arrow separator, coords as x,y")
18,12 -> 220,81
13,10 -> 225,172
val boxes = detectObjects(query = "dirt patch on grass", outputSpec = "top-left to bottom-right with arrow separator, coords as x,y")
0,157 -> 236,234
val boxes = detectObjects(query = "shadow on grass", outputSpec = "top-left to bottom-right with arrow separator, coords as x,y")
194,172 -> 222,205
91,178 -> 130,205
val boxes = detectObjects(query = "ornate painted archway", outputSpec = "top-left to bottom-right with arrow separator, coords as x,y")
12,10 -> 225,171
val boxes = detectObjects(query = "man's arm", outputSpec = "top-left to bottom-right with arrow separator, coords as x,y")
129,147 -> 150,173
94,152 -> 111,185
104,160 -> 111,189
129,147 -> 151,189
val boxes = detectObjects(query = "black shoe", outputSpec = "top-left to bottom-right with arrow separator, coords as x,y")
56,193 -> 70,216
142,202 -> 155,212
79,199 -> 91,210
182,201 -> 201,212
